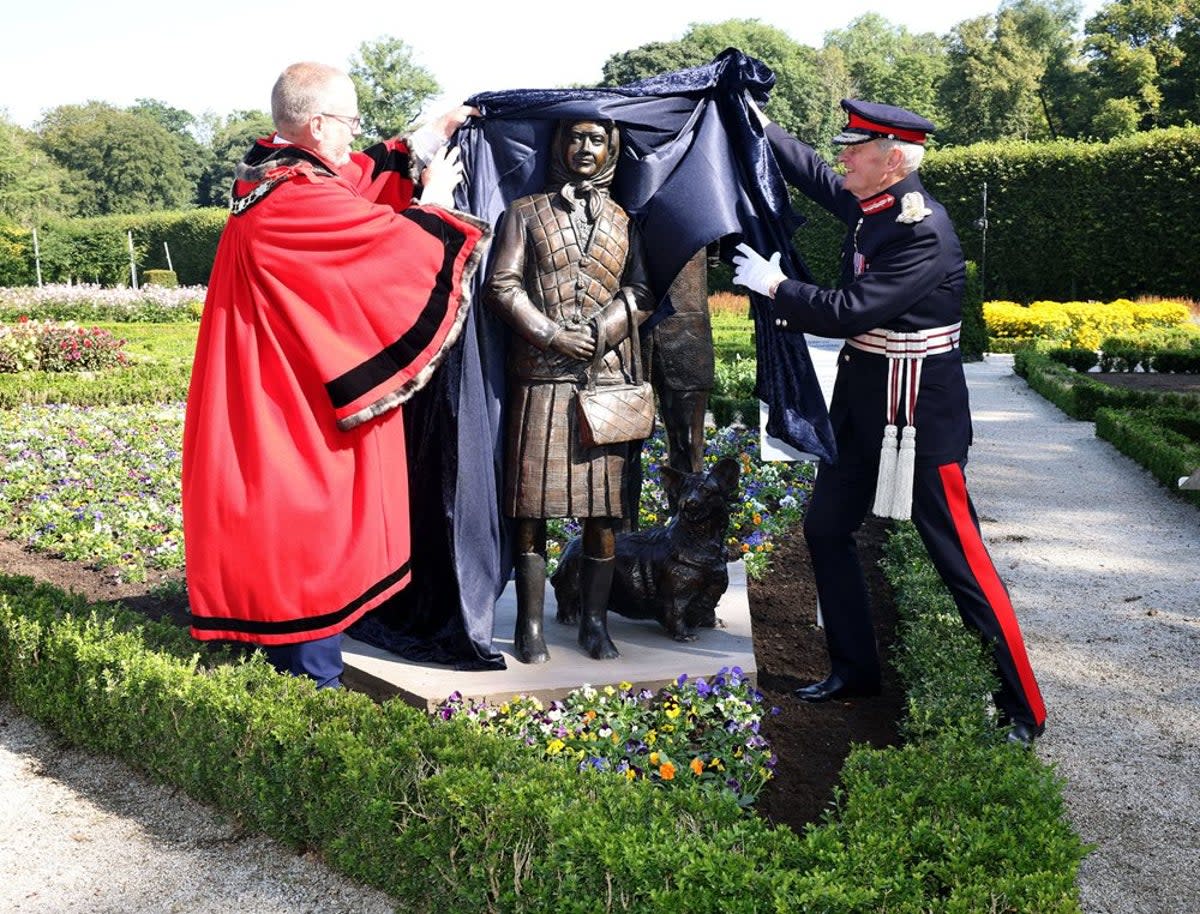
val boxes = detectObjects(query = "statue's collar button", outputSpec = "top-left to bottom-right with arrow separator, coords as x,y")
579,256 -> 591,267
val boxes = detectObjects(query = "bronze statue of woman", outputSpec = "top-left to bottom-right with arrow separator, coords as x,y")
485,119 -> 654,662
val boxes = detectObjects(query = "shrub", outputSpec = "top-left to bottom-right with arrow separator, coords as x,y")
1014,346 -> 1200,421
1151,349 -> 1200,373
1094,406 -> 1200,507
29,209 -> 227,286
1099,326 -> 1200,373
142,269 -> 178,287
986,299 -> 1191,352
710,352 -> 758,427
923,128 -> 1200,302
960,260 -> 987,361
1047,346 -> 1099,373
0,319 -> 129,373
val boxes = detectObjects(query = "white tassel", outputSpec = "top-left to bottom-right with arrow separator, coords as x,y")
872,424 -> 899,517
890,425 -> 917,520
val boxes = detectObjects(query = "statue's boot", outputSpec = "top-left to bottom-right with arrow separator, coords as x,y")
578,555 -> 619,660
514,553 -> 550,664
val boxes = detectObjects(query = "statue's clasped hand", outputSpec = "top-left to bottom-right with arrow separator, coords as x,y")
550,320 -> 597,361
732,243 -> 786,299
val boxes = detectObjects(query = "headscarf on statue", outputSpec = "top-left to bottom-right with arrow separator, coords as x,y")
346,48 -> 836,671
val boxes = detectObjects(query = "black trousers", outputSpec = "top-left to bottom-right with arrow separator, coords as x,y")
803,457 -> 1046,729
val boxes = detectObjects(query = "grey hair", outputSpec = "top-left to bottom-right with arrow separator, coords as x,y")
271,62 -> 345,134
878,138 -> 925,175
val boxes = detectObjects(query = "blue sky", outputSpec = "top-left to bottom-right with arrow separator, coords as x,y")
3,0 -> 1104,129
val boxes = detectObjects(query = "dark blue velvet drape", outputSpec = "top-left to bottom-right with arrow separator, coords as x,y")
348,48 -> 836,670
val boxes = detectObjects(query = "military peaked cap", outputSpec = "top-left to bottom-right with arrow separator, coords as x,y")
832,99 -> 936,146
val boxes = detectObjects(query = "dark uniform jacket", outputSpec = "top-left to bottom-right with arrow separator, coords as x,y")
765,123 -> 972,466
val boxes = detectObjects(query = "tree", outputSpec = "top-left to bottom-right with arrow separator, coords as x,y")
197,109 -> 274,207
0,116 -> 75,225
36,102 -> 194,215
823,14 -> 949,131
600,20 -> 851,148
938,0 -> 1084,144
1084,0 -> 1200,134
348,36 -> 439,141
130,98 -> 215,205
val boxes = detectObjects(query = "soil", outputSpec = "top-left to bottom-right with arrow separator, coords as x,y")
747,516 -> 903,830
0,516 -> 901,835
1086,371 -> 1200,394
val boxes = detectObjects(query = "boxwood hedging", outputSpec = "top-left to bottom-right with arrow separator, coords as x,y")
790,127 -> 1200,303
2,209 -> 228,287
1094,406 -> 1200,508
1013,347 -> 1200,507
1013,347 -> 1200,422
0,516 -> 1085,911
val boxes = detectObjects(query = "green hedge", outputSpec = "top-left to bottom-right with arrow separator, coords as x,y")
1013,347 -> 1200,422
1094,407 -> 1200,507
787,128 -> 1200,303
925,128 -> 1200,302
0,516 -> 1086,911
1014,347 -> 1200,508
1,210 -> 227,287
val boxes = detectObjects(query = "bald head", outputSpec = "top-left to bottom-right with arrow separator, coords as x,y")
271,62 -> 352,135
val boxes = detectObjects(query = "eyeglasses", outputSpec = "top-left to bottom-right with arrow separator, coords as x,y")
319,112 -> 362,133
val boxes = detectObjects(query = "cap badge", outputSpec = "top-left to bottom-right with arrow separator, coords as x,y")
896,192 -> 933,224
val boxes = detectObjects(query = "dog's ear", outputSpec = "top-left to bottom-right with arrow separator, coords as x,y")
710,457 -> 741,498
661,465 -> 685,502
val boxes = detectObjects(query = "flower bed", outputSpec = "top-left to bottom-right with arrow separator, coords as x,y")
0,402 -> 184,581
0,283 -> 205,323
0,318 -> 130,373
437,668 -> 777,807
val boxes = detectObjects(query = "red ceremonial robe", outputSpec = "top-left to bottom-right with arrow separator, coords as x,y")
183,138 -> 489,645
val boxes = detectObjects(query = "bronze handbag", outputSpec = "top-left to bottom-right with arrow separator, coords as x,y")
576,292 -> 655,448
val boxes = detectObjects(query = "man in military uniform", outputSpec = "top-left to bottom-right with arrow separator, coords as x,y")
486,119 -> 654,663
732,99 -> 1046,745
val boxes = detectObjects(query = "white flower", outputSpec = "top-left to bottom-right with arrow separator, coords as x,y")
896,192 -> 933,224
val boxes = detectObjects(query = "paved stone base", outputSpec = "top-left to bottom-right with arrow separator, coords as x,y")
342,562 -> 753,709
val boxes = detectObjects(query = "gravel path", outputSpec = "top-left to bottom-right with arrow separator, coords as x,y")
0,709 -> 399,913
0,353 -> 1195,912
967,355 -> 1200,914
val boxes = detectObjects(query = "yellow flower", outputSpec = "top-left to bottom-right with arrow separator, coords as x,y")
546,738 -> 565,756
664,704 -> 681,719
708,758 -> 725,772
603,685 -> 616,696
649,751 -> 660,766
619,681 -> 633,691
753,513 -> 762,525
689,757 -> 704,776
659,762 -> 676,781
646,730 -> 657,745
625,768 -> 637,781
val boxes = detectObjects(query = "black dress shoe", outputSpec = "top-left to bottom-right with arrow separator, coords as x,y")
1006,720 -> 1043,747
793,675 -> 881,703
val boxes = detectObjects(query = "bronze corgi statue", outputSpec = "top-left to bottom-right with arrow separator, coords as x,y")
551,457 -> 740,643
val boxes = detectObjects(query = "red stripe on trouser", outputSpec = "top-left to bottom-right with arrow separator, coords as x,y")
938,463 -> 1047,726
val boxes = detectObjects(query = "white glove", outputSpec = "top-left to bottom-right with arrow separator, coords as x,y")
732,243 -> 786,298
419,145 -> 464,209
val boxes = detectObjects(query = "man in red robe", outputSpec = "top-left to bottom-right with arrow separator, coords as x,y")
183,61 -> 489,687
